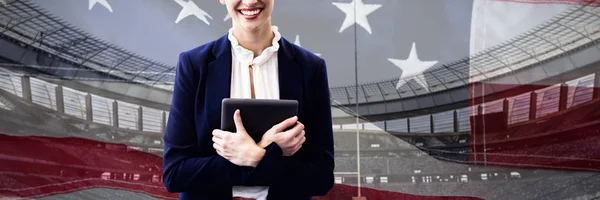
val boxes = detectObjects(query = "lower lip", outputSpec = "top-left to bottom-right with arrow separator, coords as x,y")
239,10 -> 261,20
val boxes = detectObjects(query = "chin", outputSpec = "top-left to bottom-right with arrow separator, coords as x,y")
242,23 -> 269,32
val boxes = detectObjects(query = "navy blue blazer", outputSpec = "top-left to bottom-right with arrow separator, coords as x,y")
162,34 -> 335,200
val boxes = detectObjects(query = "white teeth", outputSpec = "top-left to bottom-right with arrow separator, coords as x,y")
240,9 -> 261,16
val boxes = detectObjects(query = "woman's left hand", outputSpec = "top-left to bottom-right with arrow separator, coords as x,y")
212,109 -> 265,167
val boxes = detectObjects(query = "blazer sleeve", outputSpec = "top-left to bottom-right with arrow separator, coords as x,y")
245,58 -> 335,196
162,51 -> 244,193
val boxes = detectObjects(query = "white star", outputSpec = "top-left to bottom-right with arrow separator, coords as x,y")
88,0 -> 112,12
388,42 -> 438,90
294,35 -> 321,57
224,13 -> 231,21
174,0 -> 212,25
332,0 -> 381,34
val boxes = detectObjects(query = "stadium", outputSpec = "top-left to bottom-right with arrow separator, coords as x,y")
1,0 -> 600,199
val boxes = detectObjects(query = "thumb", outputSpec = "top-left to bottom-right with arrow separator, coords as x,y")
233,109 -> 247,134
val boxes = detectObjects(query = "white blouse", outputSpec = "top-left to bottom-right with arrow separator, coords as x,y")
229,26 -> 280,100
228,26 -> 282,200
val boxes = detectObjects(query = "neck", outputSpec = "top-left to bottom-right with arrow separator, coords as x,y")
232,24 -> 274,57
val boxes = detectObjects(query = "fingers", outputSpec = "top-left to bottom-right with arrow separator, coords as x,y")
272,116 -> 298,133
289,130 -> 305,147
278,123 -> 304,146
282,130 -> 306,156
212,129 -> 230,157
213,142 -> 224,153
213,136 -> 232,159
288,137 -> 304,153
295,130 -> 305,139
271,119 -> 306,157
233,109 -> 247,133
212,135 -> 229,155
292,143 -> 303,154
212,134 -> 224,145
285,122 -> 304,138
216,149 -> 230,159
214,142 -> 230,160
284,143 -> 303,156
292,131 -> 305,149
212,129 -> 227,139
299,134 -> 306,144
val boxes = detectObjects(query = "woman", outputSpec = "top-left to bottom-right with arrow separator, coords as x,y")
161,0 -> 335,199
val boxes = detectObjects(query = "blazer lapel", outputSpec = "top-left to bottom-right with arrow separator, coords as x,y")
277,37 -> 306,120
278,37 -> 303,103
206,34 -> 232,129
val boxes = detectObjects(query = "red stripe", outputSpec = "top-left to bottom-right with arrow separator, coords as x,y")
0,134 -> 176,199
313,184 -> 482,200
0,134 -> 483,199
468,83 -> 600,172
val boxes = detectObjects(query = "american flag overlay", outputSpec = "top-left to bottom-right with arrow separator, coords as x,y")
1,0 -> 600,199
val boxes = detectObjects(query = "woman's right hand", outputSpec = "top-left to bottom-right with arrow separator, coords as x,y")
258,116 -> 306,156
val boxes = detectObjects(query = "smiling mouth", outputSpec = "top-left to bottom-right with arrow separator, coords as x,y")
238,8 -> 263,17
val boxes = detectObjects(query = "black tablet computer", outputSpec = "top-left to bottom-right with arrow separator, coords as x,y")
221,98 -> 298,143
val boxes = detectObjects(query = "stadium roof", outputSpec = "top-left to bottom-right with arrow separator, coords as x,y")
0,1 -> 598,109
329,4 -> 600,106
0,0 -> 175,91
